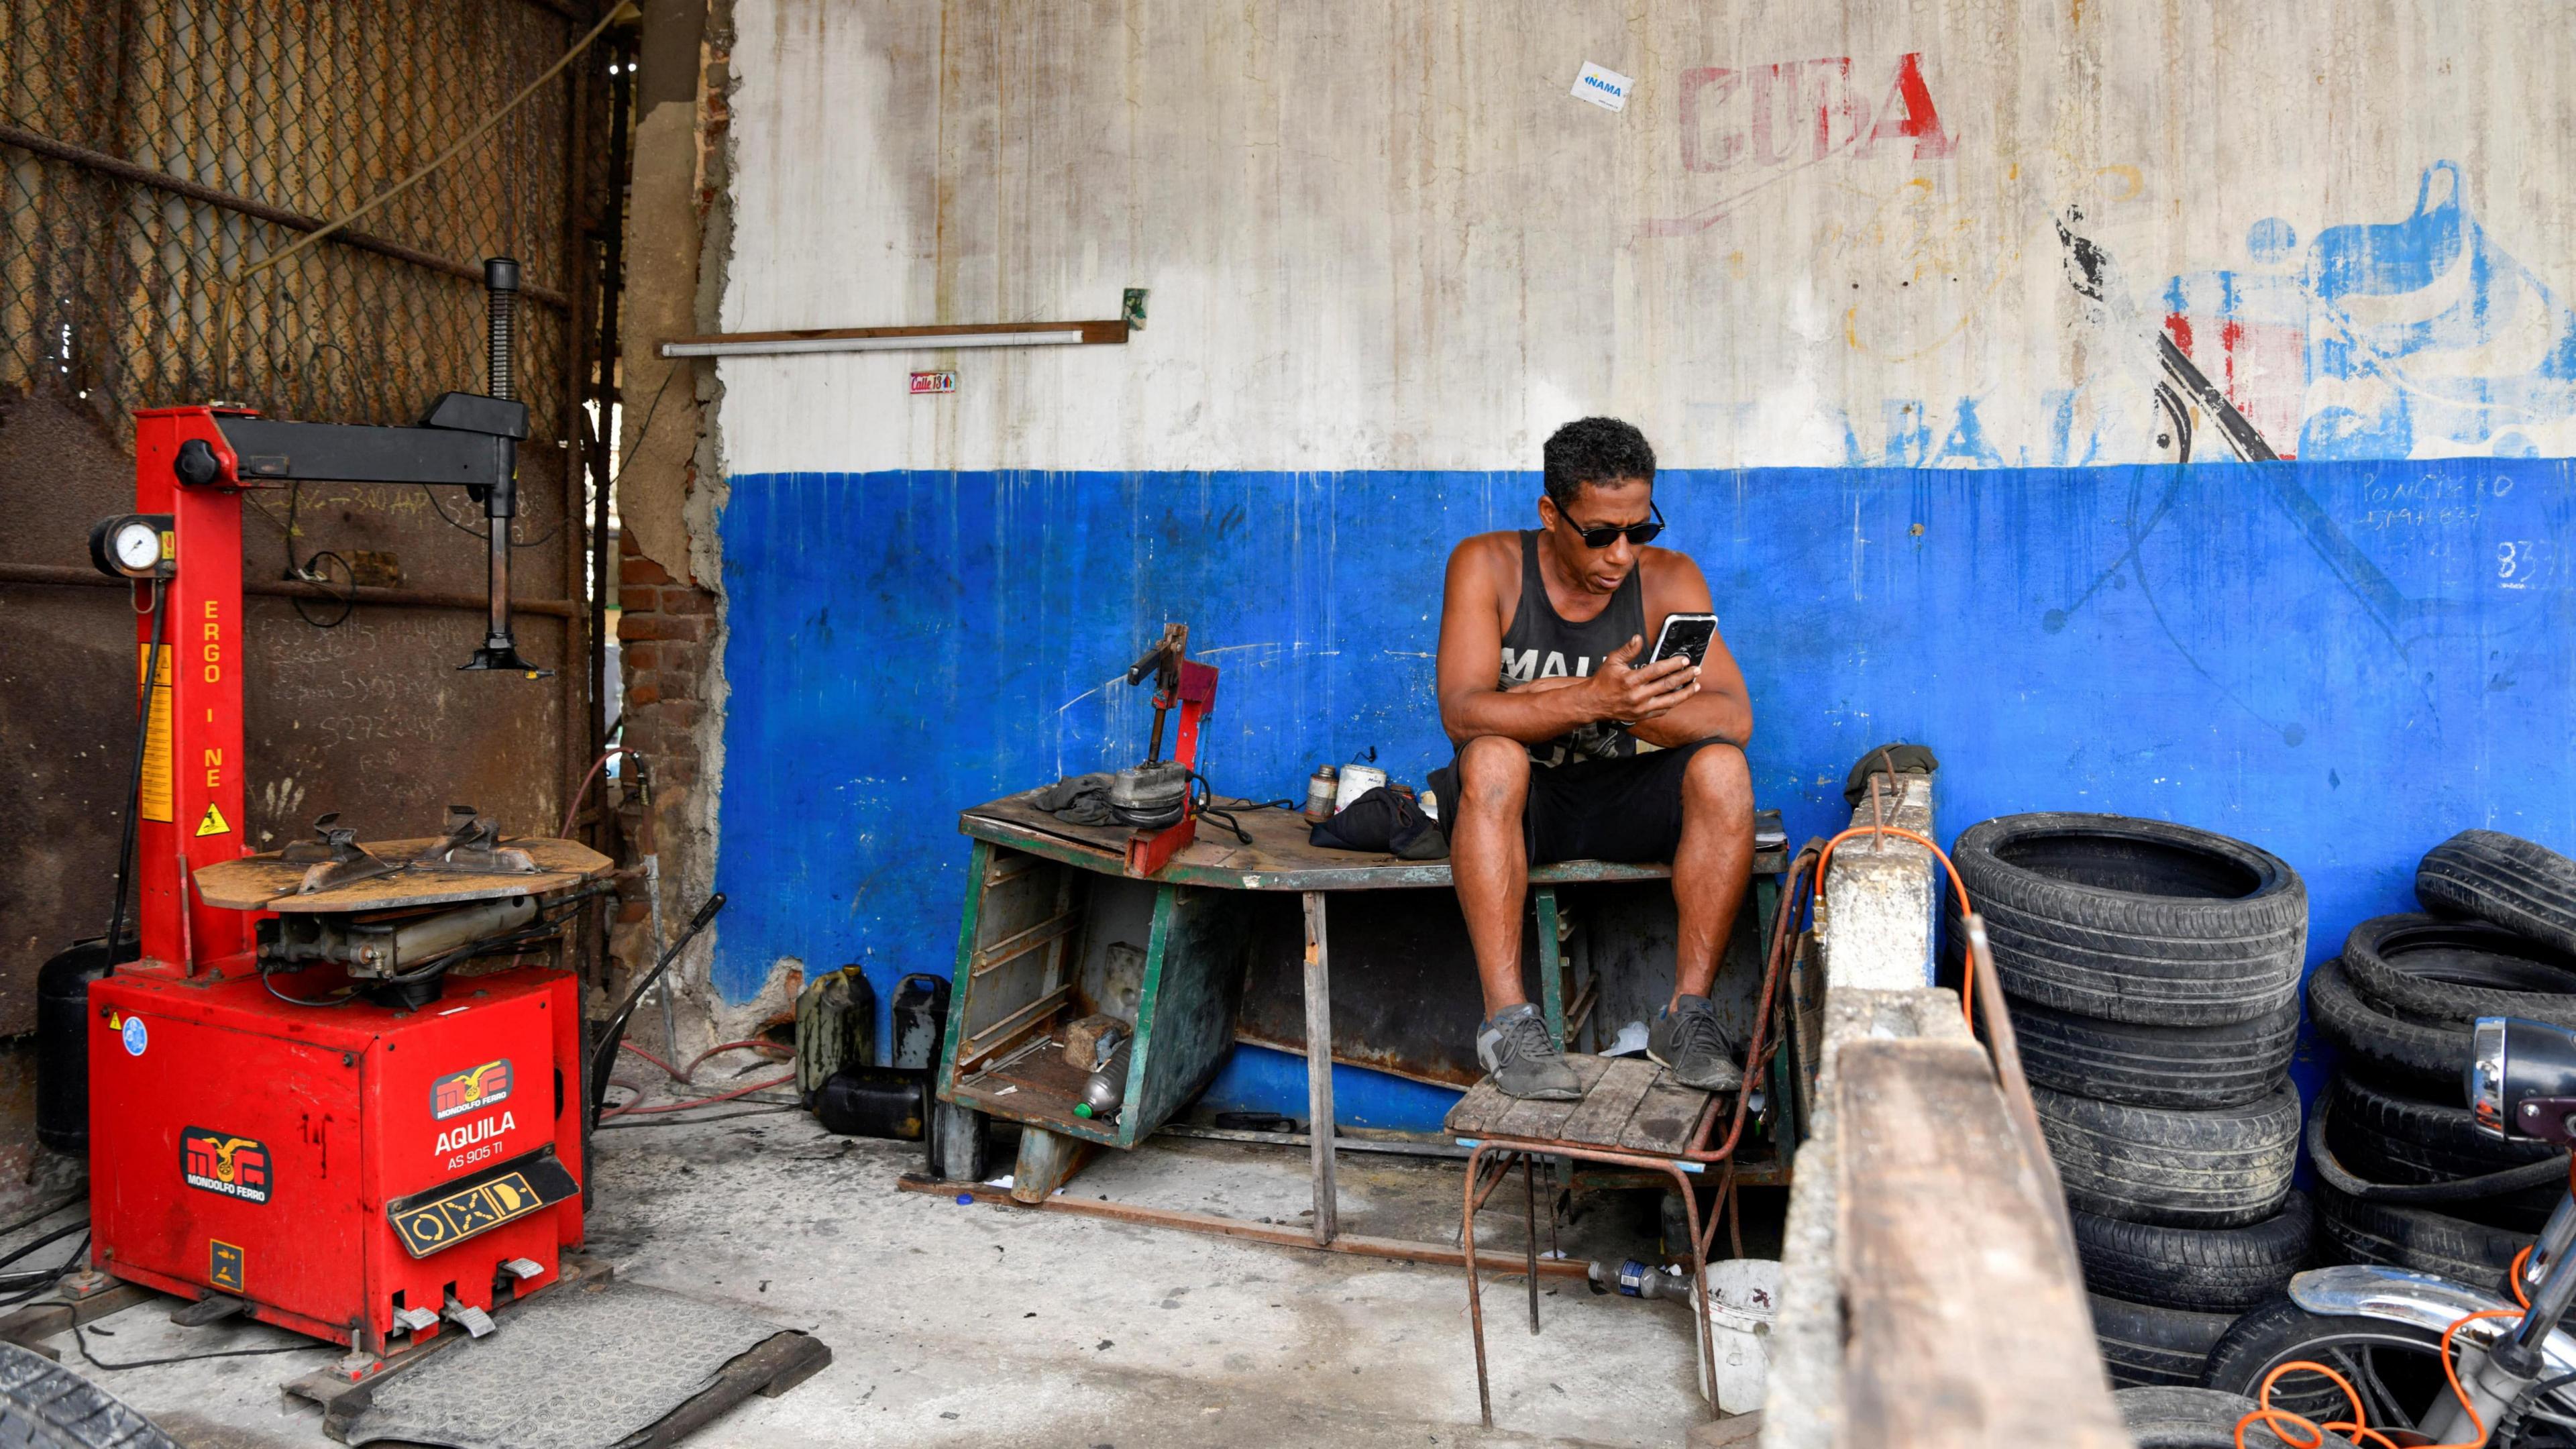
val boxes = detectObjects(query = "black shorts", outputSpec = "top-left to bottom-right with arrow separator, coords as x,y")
1434,739 -> 1726,866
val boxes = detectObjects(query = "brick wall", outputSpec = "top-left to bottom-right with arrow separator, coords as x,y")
610,530 -> 714,991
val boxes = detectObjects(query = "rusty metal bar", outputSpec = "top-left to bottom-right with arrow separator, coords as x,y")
0,123 -> 570,311
900,1177 -> 1592,1279
0,563 -> 578,618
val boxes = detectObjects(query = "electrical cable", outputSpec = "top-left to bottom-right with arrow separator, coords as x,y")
0,1220 -> 91,1273
424,484 -> 564,549
596,1104 -> 801,1131
0,1193 -> 87,1245
609,363 -> 681,489
1182,771 -> 1291,846
70,1320 -> 320,1371
287,547 -> 356,630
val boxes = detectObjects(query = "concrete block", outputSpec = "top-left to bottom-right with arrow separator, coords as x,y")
1819,774 -> 1936,991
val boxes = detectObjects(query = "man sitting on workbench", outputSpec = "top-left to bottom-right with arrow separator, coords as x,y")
1432,417 -> 1755,1101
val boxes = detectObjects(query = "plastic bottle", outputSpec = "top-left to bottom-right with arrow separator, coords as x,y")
1592,1258 -> 1692,1303
1073,1033 -> 1133,1120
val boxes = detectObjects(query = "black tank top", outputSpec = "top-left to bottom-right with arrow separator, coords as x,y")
1498,530 -> 1648,766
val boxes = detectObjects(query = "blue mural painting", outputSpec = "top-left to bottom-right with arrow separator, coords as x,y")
1847,162 -> 2576,469
716,459 -> 2576,1127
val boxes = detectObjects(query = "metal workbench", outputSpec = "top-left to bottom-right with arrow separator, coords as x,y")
934,789 -> 1788,1243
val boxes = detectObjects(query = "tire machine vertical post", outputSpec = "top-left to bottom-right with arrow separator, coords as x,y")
78,261 -> 604,1368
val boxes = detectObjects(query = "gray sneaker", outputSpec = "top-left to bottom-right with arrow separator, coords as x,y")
1476,1004 -> 1582,1101
1648,996 -> 1743,1092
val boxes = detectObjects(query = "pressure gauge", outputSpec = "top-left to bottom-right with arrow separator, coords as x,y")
88,514 -> 174,580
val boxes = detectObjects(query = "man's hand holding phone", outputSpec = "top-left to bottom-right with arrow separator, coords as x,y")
1586,635 -> 1699,724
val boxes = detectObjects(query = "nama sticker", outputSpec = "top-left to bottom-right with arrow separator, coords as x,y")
119,1015 -> 147,1057
180,1128 -> 272,1203
431,1059 -> 512,1121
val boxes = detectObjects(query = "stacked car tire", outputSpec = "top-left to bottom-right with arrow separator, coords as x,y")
1953,813 -> 2312,1387
2302,830 -> 2576,1293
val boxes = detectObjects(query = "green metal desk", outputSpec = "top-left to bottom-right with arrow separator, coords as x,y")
935,790 -> 1788,1241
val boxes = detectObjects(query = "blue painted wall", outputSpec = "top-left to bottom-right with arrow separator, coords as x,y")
716,461 -> 2576,1126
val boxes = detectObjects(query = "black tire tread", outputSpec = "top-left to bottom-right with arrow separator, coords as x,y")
2418,830 -> 2576,958
0,1341 -> 178,1449
2088,1292 -> 2235,1389
2310,1181 -> 2532,1295
2306,959 -> 2473,1098
2008,994 -> 2300,1110
2341,910 -> 2576,1028
2073,1194 -> 2310,1313
1955,814 -> 2306,1026
2034,1081 -> 2301,1229
2114,1387 -> 2295,1449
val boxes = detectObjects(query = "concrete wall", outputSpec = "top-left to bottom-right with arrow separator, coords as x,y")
715,0 -> 2576,474
652,0 -> 2576,1108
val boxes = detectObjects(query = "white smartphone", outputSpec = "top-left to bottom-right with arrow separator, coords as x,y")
1648,612 -> 1719,668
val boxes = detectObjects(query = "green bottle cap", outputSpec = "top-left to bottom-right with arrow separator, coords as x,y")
1073,1103 -> 1093,1118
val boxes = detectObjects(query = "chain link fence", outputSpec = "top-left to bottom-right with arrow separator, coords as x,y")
0,0 -> 584,441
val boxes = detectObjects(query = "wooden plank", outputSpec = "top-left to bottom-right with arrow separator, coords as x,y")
1835,1038 -> 2126,1448
900,1177 -> 1593,1278
1618,1074 -> 1715,1154
960,793 -> 1788,892
1009,1126 -> 1098,1205
1302,892 -> 1338,1246
955,983 -> 1073,1069
1485,1055 -> 1610,1140
1558,1057 -> 1663,1148
969,911 -> 1078,975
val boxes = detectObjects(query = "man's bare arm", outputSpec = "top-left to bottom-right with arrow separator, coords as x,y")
1629,552 -> 1753,749
1435,536 -> 1697,744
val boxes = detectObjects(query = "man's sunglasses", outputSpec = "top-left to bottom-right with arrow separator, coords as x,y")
1560,498 -> 1666,549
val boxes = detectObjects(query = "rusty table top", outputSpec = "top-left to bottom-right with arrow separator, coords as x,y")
961,790 -> 1787,891
195,835 -> 612,913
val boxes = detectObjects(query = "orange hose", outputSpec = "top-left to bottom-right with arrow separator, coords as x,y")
599,1071 -> 794,1120
1813,826 -> 1978,1031
2234,1307 -> 2526,1449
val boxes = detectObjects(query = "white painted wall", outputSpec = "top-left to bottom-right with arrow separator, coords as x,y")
712,0 -> 2576,476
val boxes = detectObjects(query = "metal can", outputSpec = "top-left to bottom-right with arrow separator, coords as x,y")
1334,763 -> 1388,813
1302,766 -> 1338,820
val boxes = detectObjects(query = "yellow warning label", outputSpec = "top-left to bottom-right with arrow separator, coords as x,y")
195,803 -> 230,837
137,644 -> 172,823
209,1240 -> 244,1292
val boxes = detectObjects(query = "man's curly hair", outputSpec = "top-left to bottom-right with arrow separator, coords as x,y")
1542,417 -> 1656,513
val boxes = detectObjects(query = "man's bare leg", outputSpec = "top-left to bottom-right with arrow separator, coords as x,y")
1451,736 -> 1579,1099
1647,743 -> 1756,1091
1670,743 -> 1756,1006
1451,735 -> 1534,1017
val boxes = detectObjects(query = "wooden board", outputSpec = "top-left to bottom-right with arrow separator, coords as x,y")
962,791 -> 1788,891
1834,1038 -> 2127,1448
1443,1053 -> 1716,1156
195,836 -> 612,912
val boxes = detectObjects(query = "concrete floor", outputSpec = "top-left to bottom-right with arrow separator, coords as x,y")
16,1107 -> 1731,1448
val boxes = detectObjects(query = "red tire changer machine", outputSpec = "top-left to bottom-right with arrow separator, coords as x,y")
76,260 -> 610,1364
